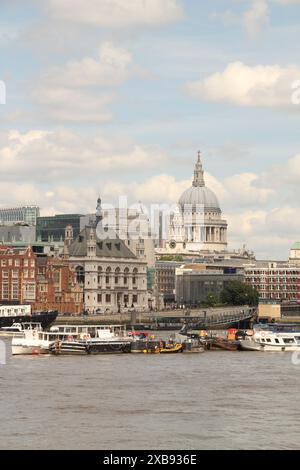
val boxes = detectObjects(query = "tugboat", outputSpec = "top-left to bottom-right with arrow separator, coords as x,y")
143,342 -> 184,354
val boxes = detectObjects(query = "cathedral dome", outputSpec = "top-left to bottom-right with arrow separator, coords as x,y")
178,151 -> 220,212
179,185 -> 220,211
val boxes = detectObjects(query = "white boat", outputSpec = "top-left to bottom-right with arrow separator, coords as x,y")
11,329 -> 67,355
0,322 -> 42,338
239,324 -> 300,352
12,324 -> 132,355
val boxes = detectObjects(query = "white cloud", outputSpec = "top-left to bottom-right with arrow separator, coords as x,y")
33,87 -> 114,123
47,0 -> 183,28
0,129 -> 168,182
33,42 -> 150,123
273,0 -> 300,4
187,61 -> 300,108
243,0 -> 269,38
41,42 -> 134,88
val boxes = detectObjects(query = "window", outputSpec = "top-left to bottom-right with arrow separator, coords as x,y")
105,294 -> 111,303
2,271 -> 8,279
31,260 -> 35,267
24,259 -> 29,267
275,339 -> 279,344
1,260 -> 7,267
133,295 -> 138,303
115,267 -> 120,284
98,267 -> 102,284
24,283 -> 36,301
133,268 -> 138,285
97,293 -> 102,303
15,259 -> 20,267
124,267 -> 129,285
8,259 -> 12,266
2,283 -> 9,300
266,338 -> 271,343
76,266 -> 85,284
106,267 -> 111,284
283,338 -> 295,344
12,283 -> 19,300
12,270 -> 19,279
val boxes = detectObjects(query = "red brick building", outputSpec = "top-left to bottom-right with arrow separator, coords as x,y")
244,261 -> 300,302
0,246 -> 36,304
0,246 -> 83,314
34,256 -> 83,314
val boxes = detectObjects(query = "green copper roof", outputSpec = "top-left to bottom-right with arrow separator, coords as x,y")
291,242 -> 300,250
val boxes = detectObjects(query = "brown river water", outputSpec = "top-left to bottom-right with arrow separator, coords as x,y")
0,338 -> 299,450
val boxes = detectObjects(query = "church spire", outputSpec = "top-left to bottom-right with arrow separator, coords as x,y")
95,196 -> 103,227
193,150 -> 205,187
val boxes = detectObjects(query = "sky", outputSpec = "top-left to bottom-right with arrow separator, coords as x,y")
0,0 -> 300,259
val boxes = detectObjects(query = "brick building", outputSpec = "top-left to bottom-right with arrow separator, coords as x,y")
244,261 -> 300,302
0,246 -> 83,313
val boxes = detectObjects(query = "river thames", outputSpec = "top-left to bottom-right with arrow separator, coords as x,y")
0,339 -> 299,450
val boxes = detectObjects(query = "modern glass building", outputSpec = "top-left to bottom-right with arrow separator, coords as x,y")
0,206 -> 40,226
36,214 -> 83,242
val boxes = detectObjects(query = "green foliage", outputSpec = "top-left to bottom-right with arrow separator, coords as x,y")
159,255 -> 184,262
220,281 -> 259,306
202,293 -> 220,307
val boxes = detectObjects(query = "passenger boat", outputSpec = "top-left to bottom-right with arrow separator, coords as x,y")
239,323 -> 300,351
11,328 -> 67,355
0,304 -> 58,329
0,322 -> 42,338
49,325 -> 132,355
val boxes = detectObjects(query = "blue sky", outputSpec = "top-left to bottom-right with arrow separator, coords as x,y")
0,0 -> 300,259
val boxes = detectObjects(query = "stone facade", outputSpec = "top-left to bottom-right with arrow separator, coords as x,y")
68,226 -> 148,313
164,152 -> 228,254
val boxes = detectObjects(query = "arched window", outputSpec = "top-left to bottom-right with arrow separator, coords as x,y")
106,267 -> 111,284
98,266 -> 102,284
115,267 -> 120,285
124,267 -> 129,285
132,268 -> 138,285
76,266 -> 85,284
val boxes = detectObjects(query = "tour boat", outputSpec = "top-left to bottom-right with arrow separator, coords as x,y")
49,326 -> 132,355
0,304 -> 58,329
11,328 -> 67,355
0,322 -> 42,338
239,324 -> 300,352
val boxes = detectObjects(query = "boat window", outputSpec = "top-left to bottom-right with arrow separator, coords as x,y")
275,339 -> 279,344
261,338 -> 265,342
266,338 -> 271,343
283,338 -> 295,344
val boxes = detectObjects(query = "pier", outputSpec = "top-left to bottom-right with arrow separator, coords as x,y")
54,305 -> 256,330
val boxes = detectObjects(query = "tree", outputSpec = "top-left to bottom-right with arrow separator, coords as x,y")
220,281 -> 259,306
202,293 -> 220,307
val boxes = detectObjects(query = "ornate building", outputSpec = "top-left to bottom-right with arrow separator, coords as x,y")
166,152 -> 228,254
68,200 -> 148,313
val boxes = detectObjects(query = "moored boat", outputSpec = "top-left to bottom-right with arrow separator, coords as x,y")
49,326 -> 132,355
0,304 -> 58,329
143,342 -> 184,354
239,323 -> 300,352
